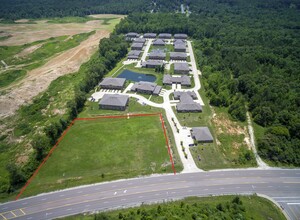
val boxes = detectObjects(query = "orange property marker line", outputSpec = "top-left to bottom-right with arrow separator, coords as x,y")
15,112 -> 175,200
15,119 -> 76,200
159,113 -> 176,175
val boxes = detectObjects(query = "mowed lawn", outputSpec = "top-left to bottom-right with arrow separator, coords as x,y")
23,116 -> 172,197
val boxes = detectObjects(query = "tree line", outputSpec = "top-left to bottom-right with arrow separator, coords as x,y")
115,0 -> 300,167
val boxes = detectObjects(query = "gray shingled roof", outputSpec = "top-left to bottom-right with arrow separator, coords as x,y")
126,32 -> 139,37
99,77 -> 126,87
174,63 -> 189,72
133,38 -> 146,44
170,52 -> 187,59
153,85 -> 162,95
175,44 -> 186,51
158,33 -> 172,39
174,34 -> 188,39
153,39 -> 166,46
99,94 -> 129,107
142,60 -> 163,67
163,74 -> 191,86
191,127 -> 214,142
144,33 -> 156,38
174,39 -> 185,45
132,43 -> 144,49
149,51 -> 166,59
176,92 -> 202,112
128,50 -> 142,59
177,103 -> 202,112
131,81 -> 160,93
174,91 -> 197,100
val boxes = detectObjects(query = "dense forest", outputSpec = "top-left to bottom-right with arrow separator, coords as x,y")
1,0 -> 299,20
114,0 -> 300,166
0,0 -> 183,20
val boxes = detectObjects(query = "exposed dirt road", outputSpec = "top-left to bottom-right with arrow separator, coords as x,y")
0,30 -> 110,118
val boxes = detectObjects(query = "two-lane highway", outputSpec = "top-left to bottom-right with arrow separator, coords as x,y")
0,169 -> 300,220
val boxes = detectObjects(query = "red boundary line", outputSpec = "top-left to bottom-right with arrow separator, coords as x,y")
159,113 -> 176,175
15,112 -> 176,200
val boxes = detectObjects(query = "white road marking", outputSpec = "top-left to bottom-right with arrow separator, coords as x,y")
59,194 -> 65,197
171,192 -> 176,194
41,198 -> 47,201
236,187 -> 240,189
121,199 -> 126,201
188,190 -> 193,192
204,189 -> 208,191
77,191 -> 82,194
155,193 -> 160,196
287,203 -> 300,205
114,192 -> 117,195
85,205 -> 90,207
268,186 -> 273,188
27,217 -> 32,220
67,208 -> 72,211
103,201 -> 109,204
124,190 -> 127,193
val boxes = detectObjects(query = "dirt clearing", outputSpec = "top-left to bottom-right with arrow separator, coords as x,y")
0,15 -> 124,46
0,30 -> 110,118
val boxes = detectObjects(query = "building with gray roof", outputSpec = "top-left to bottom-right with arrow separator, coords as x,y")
153,39 -> 166,46
131,81 -> 162,95
174,63 -> 190,74
176,92 -> 202,113
142,60 -> 164,68
174,39 -> 186,45
158,33 -> 172,39
144,33 -> 156,38
174,34 -> 188,39
174,91 -> 197,100
133,38 -> 146,45
163,74 -> 191,86
170,52 -> 187,61
174,44 -> 186,52
191,127 -> 214,143
131,43 -> 144,50
99,77 -> 126,90
148,51 -> 166,60
127,50 -> 142,59
99,94 -> 129,111
126,32 -> 139,38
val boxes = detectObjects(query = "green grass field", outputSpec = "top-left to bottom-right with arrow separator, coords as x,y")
63,195 -> 286,220
22,116 -> 176,197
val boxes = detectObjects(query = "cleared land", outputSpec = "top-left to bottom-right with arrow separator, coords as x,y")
0,15 -> 124,46
0,15 -> 125,118
63,195 -> 286,220
22,116 -> 175,197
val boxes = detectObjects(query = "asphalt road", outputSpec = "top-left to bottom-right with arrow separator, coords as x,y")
0,169 -> 300,220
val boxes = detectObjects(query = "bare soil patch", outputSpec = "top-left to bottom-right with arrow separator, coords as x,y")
14,19 -> 30,23
0,15 -> 124,46
0,30 -> 110,118
14,43 -> 44,58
